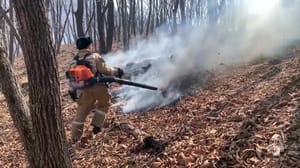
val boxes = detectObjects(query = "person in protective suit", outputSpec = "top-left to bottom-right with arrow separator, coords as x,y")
69,37 -> 123,142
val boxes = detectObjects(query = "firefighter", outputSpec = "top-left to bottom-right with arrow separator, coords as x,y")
70,37 -> 123,142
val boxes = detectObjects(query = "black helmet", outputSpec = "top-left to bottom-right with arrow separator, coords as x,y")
76,37 -> 93,49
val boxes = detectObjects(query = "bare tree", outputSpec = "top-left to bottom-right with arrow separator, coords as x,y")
96,0 -> 108,53
106,0 -> 114,52
75,0 -> 84,37
146,0 -> 152,37
8,0 -> 72,167
179,0 -> 186,25
139,0 -> 144,34
0,45 -> 38,167
8,0 -> 14,63
131,0 -> 136,36
121,0 -> 129,50
172,0 -> 179,33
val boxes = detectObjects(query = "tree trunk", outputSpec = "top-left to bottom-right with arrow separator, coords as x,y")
8,0 -> 14,63
146,0 -> 152,37
132,0 -> 136,36
85,0 -> 89,36
173,0 -> 179,33
140,0 -> 144,35
117,0 -> 122,42
75,0 -> 84,37
179,0 -> 186,25
121,0 -> 129,50
106,0 -> 114,52
0,46 -> 38,168
97,0 -> 107,54
127,0 -> 132,41
12,0 -> 72,167
150,0 -> 155,32
0,0 -> 7,51
189,0 -> 194,24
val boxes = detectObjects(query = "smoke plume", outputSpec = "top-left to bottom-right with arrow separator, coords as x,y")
105,0 -> 300,113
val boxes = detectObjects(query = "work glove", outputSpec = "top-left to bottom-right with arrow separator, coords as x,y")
68,89 -> 78,101
116,67 -> 124,78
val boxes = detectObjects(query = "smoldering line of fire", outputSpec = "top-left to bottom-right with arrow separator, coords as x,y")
105,1 -> 300,113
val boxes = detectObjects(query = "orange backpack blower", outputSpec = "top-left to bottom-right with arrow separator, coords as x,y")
66,54 -> 96,89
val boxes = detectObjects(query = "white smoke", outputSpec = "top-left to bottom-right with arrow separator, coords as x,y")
105,0 -> 300,113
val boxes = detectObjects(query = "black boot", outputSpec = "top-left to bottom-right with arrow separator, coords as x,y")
92,126 -> 101,134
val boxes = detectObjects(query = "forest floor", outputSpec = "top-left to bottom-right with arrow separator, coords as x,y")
1,45 -> 300,168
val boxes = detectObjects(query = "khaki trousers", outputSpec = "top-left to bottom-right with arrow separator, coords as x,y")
71,84 -> 111,141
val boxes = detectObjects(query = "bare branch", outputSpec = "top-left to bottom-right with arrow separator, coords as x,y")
0,6 -> 21,46
84,7 -> 95,36
56,2 -> 72,54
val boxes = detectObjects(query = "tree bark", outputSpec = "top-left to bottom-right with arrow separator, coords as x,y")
0,0 -> 7,51
12,0 -> 72,167
75,0 -> 84,37
150,0 -> 155,32
96,0 -> 107,54
131,0 -> 136,36
8,0 -> 15,63
121,0 -> 129,50
179,0 -> 186,25
116,0 -> 121,42
0,45 -> 38,168
172,0 -> 179,33
106,0 -> 114,52
139,0 -> 144,35
146,0 -> 152,37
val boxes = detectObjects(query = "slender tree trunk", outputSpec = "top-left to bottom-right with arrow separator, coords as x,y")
106,0 -> 114,52
85,0 -> 89,35
127,0 -> 132,42
12,0 -> 71,167
150,0 -> 155,32
190,0 -> 194,24
121,0 -> 129,50
0,45 -> 38,168
150,0 -> 157,30
146,0 -> 152,37
97,0 -> 107,53
140,0 -> 144,35
75,0 -> 84,37
8,0 -> 14,63
173,0 -> 179,33
179,0 -> 186,25
0,0 -> 7,51
117,0 -> 121,42
132,0 -> 136,36
163,0 -> 167,25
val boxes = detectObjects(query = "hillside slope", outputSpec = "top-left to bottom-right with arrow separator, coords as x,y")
1,47 -> 300,167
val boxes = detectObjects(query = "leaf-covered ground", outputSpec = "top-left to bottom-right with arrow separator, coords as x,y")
1,47 -> 300,167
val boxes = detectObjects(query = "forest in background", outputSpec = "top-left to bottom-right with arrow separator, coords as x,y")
0,0 -> 262,60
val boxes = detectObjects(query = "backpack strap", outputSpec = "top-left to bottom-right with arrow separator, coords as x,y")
83,53 -> 91,60
73,55 -> 80,62
73,52 -> 104,79
73,53 -> 91,62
